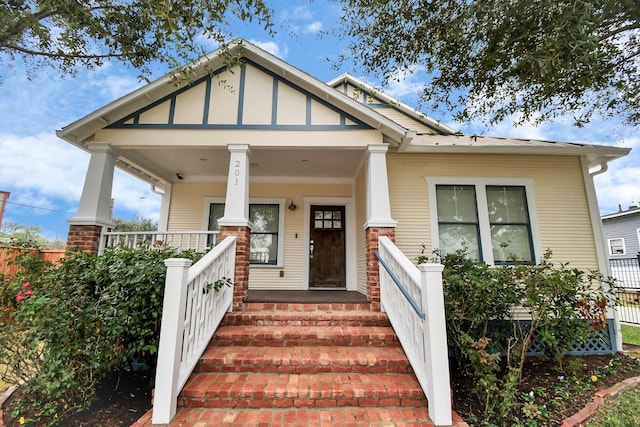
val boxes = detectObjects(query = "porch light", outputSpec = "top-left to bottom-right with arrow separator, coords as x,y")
288,200 -> 297,211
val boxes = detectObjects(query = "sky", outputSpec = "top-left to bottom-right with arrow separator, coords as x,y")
0,0 -> 638,241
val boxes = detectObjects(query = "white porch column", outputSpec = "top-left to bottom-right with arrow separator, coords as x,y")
218,144 -> 251,227
157,183 -> 172,232
68,142 -> 118,227
364,144 -> 397,228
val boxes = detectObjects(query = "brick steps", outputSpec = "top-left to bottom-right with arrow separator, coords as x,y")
211,325 -> 399,347
222,310 -> 390,326
132,406 -> 437,426
134,302 -> 467,426
179,372 -> 426,408
196,345 -> 412,374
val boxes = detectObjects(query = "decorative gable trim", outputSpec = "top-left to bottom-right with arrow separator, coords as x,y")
107,59 -> 371,131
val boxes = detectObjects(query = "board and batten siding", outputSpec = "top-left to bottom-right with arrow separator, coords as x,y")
166,180 -> 353,290
387,153 -> 599,270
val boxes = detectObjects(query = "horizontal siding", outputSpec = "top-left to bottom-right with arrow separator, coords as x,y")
387,153 -> 599,270
355,163 -> 368,295
603,215 -> 640,258
167,181 -> 354,290
167,182 -> 226,230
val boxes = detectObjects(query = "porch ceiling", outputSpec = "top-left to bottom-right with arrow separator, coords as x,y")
120,146 -> 367,182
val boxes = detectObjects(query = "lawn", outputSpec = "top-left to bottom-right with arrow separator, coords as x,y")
621,323 -> 640,346
586,385 -> 640,426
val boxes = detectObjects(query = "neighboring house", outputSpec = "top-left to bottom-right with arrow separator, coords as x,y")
602,205 -> 640,288
55,39 -> 630,425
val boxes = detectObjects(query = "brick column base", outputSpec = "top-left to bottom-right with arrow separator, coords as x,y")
365,227 -> 396,312
66,224 -> 103,255
220,226 -> 251,310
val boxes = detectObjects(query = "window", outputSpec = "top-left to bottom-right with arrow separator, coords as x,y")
436,185 -> 482,261
207,199 -> 284,266
429,178 -> 538,265
608,238 -> 626,256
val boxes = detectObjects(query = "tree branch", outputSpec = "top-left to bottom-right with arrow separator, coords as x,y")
1,43 -> 128,61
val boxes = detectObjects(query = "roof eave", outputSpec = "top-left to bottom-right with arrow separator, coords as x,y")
401,143 -> 630,167
57,39 -> 410,148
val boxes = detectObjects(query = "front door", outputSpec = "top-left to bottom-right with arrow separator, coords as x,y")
309,205 -> 346,288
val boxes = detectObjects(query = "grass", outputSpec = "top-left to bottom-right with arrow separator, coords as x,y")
622,324 -> 640,346
585,386 -> 640,426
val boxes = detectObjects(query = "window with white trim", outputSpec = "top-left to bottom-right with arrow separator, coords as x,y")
207,199 -> 285,266
608,237 -> 626,256
428,178 -> 538,265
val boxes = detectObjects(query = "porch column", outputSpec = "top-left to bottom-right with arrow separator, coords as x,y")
218,144 -> 252,310
67,142 -> 118,254
364,145 -> 397,311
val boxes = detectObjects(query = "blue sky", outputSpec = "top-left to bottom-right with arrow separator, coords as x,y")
0,0 -> 638,241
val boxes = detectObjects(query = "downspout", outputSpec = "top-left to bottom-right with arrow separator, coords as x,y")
582,158 -> 622,352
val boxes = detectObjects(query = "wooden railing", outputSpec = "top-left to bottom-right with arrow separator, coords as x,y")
99,231 -> 220,254
151,236 -> 236,424
376,236 -> 452,426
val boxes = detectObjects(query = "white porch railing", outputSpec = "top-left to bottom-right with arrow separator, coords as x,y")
99,231 -> 220,254
151,236 -> 237,424
376,236 -> 452,426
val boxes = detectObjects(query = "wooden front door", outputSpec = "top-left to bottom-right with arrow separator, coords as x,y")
309,205 -> 346,288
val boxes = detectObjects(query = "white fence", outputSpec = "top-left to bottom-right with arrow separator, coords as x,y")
152,236 -> 237,424
376,236 -> 452,426
99,231 -> 220,254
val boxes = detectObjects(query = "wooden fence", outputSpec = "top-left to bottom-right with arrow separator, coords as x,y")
0,246 -> 66,279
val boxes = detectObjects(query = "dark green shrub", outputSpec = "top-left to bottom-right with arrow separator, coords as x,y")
418,246 -> 618,422
0,245 -> 203,422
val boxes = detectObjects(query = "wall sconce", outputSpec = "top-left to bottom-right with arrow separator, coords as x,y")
288,200 -> 297,211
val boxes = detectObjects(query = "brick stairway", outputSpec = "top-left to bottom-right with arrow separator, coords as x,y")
133,302 -> 467,426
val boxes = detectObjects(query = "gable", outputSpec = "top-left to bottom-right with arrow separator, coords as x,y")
108,60 -> 370,131
334,81 -> 442,134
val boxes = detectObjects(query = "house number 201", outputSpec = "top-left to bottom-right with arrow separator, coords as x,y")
234,160 -> 241,185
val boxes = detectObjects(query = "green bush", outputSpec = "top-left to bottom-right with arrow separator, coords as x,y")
0,245 -> 203,422
418,246 -> 618,422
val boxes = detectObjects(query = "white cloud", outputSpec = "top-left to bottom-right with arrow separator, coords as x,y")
0,133 -> 88,203
249,40 -> 288,58
304,21 -> 323,34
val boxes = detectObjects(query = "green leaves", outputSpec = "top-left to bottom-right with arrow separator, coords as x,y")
0,245 -> 203,423
0,0 -> 273,78
338,0 -> 640,127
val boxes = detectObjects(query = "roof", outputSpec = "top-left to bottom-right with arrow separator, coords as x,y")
407,134 -> 630,168
55,38 -> 630,184
57,39 -> 412,148
602,206 -> 640,220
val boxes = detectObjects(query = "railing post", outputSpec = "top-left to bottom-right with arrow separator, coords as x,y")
418,263 -> 452,426
152,258 -> 193,424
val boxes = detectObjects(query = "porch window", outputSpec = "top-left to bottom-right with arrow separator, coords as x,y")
608,237 -> 626,256
431,180 -> 537,265
207,200 -> 283,265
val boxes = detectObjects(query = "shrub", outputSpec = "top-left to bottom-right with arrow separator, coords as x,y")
419,246 -> 618,420
0,245 -> 203,422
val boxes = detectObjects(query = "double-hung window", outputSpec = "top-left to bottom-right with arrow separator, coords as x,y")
607,238 -> 625,256
206,198 -> 285,266
428,178 -> 538,265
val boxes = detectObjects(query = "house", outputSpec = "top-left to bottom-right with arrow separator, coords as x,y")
602,205 -> 640,289
56,39 -> 629,425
